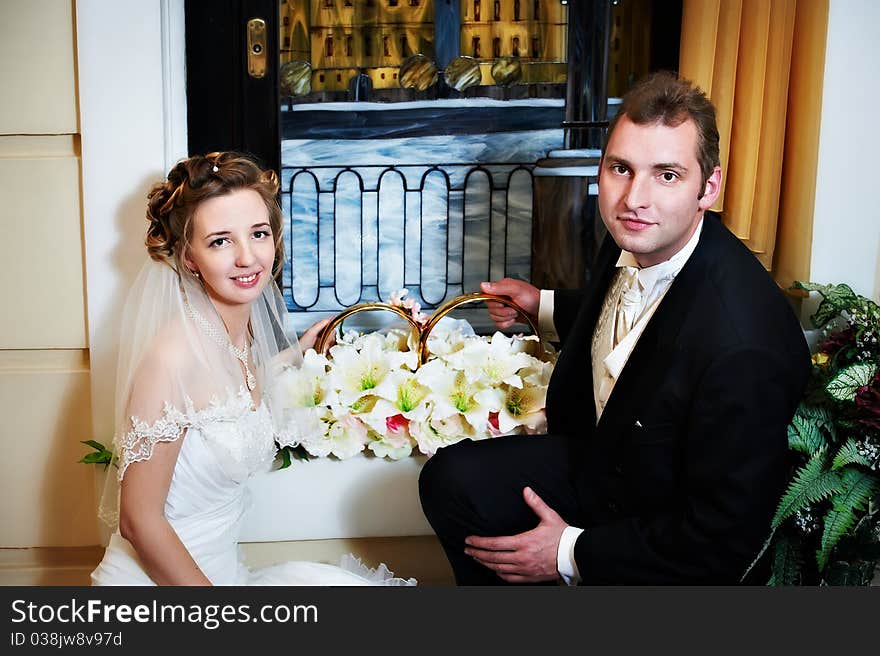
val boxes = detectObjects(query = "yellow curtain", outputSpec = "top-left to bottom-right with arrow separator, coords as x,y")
679,0 -> 828,285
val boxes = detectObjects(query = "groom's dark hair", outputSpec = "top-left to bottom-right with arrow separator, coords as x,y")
605,71 -> 720,191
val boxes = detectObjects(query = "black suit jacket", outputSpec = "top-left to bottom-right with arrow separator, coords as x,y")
544,212 -> 810,584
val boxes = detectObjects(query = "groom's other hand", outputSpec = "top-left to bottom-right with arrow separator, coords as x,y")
463,487 -> 564,583
481,278 -> 540,329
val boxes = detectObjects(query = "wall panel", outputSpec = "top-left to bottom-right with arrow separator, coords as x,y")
0,353 -> 97,547
0,0 -> 78,134
0,142 -> 86,349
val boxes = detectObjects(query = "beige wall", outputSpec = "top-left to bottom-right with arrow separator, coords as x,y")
0,0 -> 97,547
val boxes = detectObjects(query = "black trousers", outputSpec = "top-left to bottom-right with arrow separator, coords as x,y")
418,434 -> 589,585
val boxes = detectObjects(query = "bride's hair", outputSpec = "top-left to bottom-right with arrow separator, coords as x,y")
145,152 -> 284,278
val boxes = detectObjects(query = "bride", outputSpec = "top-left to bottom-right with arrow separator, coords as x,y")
91,152 -> 414,586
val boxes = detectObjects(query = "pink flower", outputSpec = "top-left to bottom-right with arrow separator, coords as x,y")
407,301 -> 429,325
389,289 -> 408,306
818,327 -> 855,358
488,411 -> 503,437
386,413 -> 411,435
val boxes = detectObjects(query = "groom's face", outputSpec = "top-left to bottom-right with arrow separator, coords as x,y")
598,115 -> 722,268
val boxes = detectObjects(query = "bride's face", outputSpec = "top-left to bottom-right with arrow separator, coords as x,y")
184,188 -> 276,311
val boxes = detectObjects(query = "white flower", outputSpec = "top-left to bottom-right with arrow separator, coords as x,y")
276,349 -> 331,408
367,413 -> 415,460
359,370 -> 431,433
410,414 -> 474,457
327,333 -> 414,405
300,412 -> 369,460
369,438 -> 413,460
373,369 -> 430,414
508,334 -> 541,354
422,318 -> 472,357
443,331 -> 534,389
278,405 -> 330,447
520,357 -> 555,387
478,383 -> 548,434
415,358 -> 492,432
383,327 -> 416,353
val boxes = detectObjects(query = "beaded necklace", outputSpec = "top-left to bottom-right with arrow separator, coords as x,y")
183,299 -> 256,391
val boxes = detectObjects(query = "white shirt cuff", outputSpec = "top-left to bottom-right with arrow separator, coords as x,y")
538,289 -> 560,342
556,525 -> 584,585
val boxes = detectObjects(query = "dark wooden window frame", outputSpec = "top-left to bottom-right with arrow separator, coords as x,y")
185,0 -> 280,173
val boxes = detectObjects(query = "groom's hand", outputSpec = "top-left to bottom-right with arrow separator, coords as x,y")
464,487 -> 565,583
481,279 -> 540,330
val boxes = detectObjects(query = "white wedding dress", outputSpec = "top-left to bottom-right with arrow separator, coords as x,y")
91,388 -> 414,586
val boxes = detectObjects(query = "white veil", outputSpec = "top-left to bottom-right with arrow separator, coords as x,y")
98,257 -> 303,527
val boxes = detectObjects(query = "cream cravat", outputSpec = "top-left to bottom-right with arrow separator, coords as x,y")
614,266 -> 643,347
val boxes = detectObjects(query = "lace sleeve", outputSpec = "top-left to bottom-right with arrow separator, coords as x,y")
115,402 -> 190,481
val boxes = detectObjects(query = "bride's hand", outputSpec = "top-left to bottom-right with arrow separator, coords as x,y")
298,318 -> 334,354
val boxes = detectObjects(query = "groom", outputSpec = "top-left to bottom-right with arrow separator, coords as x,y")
418,71 -> 810,585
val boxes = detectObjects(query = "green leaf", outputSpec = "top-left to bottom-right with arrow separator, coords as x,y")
81,439 -> 108,451
275,444 -> 312,470
78,439 -> 113,466
816,469 -> 878,571
825,362 -> 876,402
831,439 -> 873,470
741,531 -> 774,583
79,451 -> 111,465
792,281 -> 859,328
787,404 -> 829,454
768,535 -> 803,586
771,451 -> 843,530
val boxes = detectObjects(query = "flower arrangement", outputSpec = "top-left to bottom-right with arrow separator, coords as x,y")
79,289 -> 555,470
747,281 -> 880,585
273,290 -> 556,462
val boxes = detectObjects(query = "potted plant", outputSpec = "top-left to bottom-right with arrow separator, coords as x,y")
747,282 -> 880,585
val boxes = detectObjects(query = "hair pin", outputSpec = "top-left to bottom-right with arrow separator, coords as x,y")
212,165 -> 219,172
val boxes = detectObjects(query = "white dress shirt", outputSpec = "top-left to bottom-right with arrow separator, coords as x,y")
539,221 -> 704,584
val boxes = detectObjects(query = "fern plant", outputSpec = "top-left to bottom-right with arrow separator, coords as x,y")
748,282 -> 880,585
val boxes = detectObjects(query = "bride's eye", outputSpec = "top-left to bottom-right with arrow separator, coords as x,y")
209,237 -> 229,248
253,230 -> 270,239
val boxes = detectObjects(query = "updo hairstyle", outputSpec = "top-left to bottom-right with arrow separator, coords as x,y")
145,152 -> 284,278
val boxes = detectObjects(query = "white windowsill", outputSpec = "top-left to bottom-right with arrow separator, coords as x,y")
240,454 -> 432,542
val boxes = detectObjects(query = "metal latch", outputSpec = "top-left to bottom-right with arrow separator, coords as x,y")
247,18 -> 267,79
